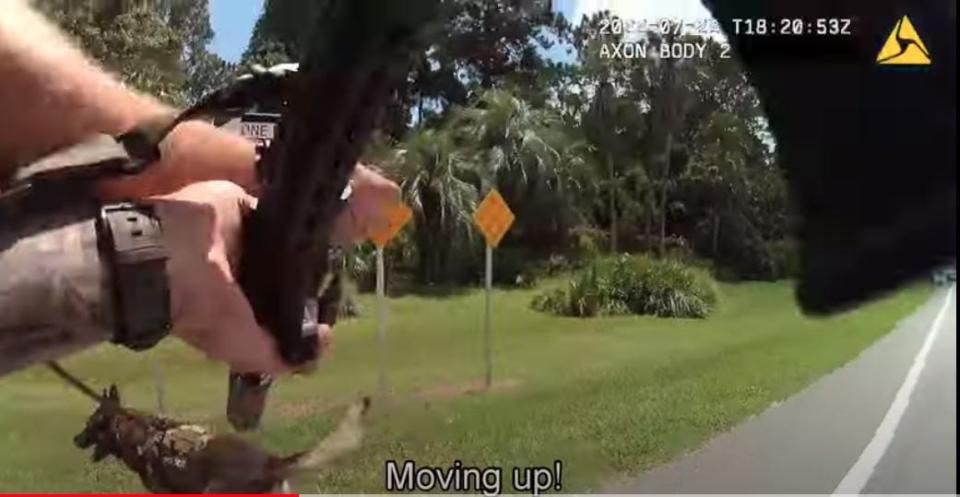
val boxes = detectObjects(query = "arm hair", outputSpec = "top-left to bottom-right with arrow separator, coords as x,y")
0,0 -> 169,172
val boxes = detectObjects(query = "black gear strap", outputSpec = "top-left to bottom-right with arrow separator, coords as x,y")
95,203 -> 171,351
0,121 -> 170,219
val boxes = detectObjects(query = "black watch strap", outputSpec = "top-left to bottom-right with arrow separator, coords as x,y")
95,203 -> 172,351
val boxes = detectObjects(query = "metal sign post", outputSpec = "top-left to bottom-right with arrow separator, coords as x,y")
375,246 -> 387,394
484,244 -> 493,388
368,202 -> 413,396
150,359 -> 166,414
472,190 -> 515,390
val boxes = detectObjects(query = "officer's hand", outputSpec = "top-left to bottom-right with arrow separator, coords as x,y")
333,163 -> 401,244
150,181 -> 299,373
96,63 -> 300,201
98,121 -> 260,201
150,169 -> 398,372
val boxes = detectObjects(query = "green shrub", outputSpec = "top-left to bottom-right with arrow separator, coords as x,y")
663,244 -> 716,275
531,254 -> 719,319
571,226 -> 607,259
493,246 -> 539,288
531,263 -> 620,317
632,234 -> 690,254
542,253 -> 574,276
346,245 -> 377,292
766,239 -> 800,279
714,238 -> 798,282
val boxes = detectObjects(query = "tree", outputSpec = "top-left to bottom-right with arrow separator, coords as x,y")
568,11 -> 654,253
580,80 -> 652,253
242,0 -> 323,64
243,0 -> 566,138
683,111 -> 752,255
432,0 -> 565,94
169,0 -> 237,101
648,36 -> 791,278
36,0 -> 231,105
451,89 -> 585,254
390,128 -> 480,284
640,32 -> 701,255
183,48 -> 236,103
238,1 -> 793,283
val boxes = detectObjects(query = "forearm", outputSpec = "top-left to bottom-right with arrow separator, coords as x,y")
0,206 -> 113,376
0,0 -> 259,197
0,0 -> 168,174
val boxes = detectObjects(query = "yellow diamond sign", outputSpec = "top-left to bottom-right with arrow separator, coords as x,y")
369,202 -> 413,248
473,189 -> 515,248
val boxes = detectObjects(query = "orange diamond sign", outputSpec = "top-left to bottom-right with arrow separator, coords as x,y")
473,189 -> 515,248
369,202 -> 413,248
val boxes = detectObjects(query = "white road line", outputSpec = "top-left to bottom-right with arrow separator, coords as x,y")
833,284 -> 955,495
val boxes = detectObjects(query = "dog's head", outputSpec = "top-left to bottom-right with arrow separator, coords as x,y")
74,385 -> 123,462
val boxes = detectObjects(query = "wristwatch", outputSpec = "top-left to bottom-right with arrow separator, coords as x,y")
95,203 -> 172,351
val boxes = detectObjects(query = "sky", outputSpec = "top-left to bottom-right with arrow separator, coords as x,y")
208,0 -> 717,63
209,0 -> 263,63
557,0 -> 714,25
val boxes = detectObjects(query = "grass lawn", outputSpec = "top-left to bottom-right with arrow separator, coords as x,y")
0,280 -> 931,493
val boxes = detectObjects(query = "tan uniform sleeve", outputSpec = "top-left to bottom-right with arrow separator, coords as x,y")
0,210 -> 113,376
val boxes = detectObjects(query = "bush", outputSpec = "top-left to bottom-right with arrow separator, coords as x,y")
571,226 -> 607,260
531,263 -> 626,317
542,253 -> 574,276
493,246 -> 538,288
632,234 -> 690,254
766,239 -> 800,279
714,238 -> 798,282
345,230 -> 418,293
662,243 -> 716,275
345,245 -> 377,292
532,254 -> 719,319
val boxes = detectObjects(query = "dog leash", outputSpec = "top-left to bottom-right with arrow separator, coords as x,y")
46,360 -> 103,403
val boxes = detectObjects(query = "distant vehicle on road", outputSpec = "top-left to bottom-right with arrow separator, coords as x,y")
932,265 -> 956,286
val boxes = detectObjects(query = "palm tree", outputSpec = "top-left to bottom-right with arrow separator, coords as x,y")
580,79 -> 653,253
451,89 -> 582,253
390,127 -> 480,284
629,32 -> 701,255
673,36 -> 773,257
684,111 -> 752,255
453,90 -> 561,187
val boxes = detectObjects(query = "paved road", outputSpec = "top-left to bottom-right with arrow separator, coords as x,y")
607,285 -> 956,494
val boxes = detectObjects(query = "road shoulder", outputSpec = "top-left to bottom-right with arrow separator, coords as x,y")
605,287 -> 952,494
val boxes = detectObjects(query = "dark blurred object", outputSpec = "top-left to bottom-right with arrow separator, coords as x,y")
226,372 -> 273,431
932,265 -> 956,286
704,0 -> 956,314
229,0 -> 437,430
